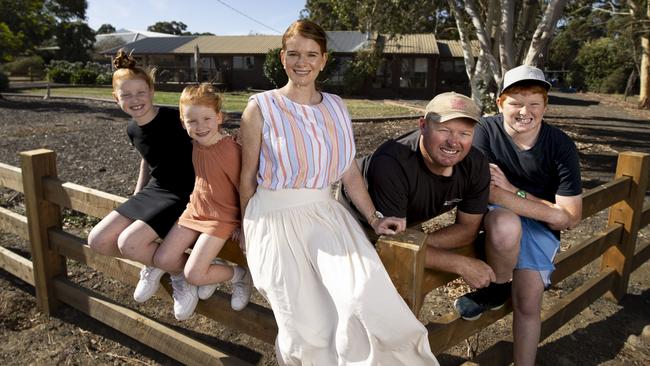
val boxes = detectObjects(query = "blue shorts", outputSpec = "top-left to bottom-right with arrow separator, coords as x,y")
517,216 -> 559,289
488,205 -> 559,288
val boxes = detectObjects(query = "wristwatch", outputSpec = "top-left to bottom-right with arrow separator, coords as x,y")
369,210 -> 384,225
516,189 -> 527,198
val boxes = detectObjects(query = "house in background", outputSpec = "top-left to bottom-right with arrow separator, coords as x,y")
95,29 -> 178,53
102,31 -> 473,98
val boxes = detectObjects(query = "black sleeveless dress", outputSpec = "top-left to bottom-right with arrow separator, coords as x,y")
115,107 -> 195,237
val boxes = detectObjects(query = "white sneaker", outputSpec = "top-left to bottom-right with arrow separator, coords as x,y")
171,273 -> 198,321
198,258 -> 228,300
231,267 -> 252,311
133,266 -> 165,303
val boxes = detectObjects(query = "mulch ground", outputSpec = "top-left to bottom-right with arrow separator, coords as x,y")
0,92 -> 649,365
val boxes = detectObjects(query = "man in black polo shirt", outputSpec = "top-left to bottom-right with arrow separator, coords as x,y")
360,92 -> 518,312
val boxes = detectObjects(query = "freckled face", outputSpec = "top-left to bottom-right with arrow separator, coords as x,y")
419,117 -> 475,176
498,91 -> 547,136
113,78 -> 155,122
281,34 -> 327,87
181,104 -> 223,146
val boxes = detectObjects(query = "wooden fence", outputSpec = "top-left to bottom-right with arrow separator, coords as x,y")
0,149 -> 649,365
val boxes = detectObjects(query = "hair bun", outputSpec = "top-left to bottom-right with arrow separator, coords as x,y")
113,49 -> 137,69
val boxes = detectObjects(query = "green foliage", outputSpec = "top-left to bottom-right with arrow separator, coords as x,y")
574,38 -> 634,93
95,72 -> 111,85
46,60 -> 111,85
55,20 -> 95,62
263,48 -> 287,88
96,23 -> 115,34
0,0 -> 94,62
300,0 -> 456,37
342,49 -> 381,95
3,56 -> 45,77
147,21 -> 190,35
0,70 -> 9,91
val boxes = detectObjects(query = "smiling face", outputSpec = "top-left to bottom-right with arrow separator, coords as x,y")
281,34 -> 328,87
181,104 -> 223,146
497,89 -> 547,137
113,78 -> 155,123
419,117 -> 475,176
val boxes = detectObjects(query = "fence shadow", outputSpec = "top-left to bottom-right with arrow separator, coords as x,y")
537,288 -> 650,365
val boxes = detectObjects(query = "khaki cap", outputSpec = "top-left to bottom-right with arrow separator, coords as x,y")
424,92 -> 481,123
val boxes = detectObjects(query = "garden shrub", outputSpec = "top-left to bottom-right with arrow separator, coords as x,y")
4,56 -> 45,78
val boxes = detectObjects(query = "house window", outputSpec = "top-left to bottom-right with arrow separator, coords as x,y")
440,60 -> 454,73
454,59 -> 466,73
399,58 -> 428,88
329,56 -> 351,85
373,60 -> 392,88
233,56 -> 255,70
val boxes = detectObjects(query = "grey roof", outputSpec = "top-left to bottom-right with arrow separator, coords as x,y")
102,36 -> 197,55
101,32 -> 455,57
326,31 -> 369,53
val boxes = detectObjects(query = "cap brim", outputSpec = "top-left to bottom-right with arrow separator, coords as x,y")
501,79 -> 551,95
437,112 -> 479,123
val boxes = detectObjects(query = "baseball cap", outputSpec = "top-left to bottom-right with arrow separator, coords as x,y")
501,65 -> 551,94
424,92 -> 481,124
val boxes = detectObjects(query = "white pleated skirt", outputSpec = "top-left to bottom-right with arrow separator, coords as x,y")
244,188 -> 439,366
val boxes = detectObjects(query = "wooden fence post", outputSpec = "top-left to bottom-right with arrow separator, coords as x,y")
21,149 -> 67,315
376,228 -> 428,315
601,151 -> 650,301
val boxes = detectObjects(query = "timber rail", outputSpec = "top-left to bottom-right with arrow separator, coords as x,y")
0,149 -> 649,365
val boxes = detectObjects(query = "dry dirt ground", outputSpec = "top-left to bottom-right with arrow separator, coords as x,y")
0,92 -> 649,365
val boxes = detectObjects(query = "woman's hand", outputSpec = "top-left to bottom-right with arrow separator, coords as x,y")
371,216 -> 406,236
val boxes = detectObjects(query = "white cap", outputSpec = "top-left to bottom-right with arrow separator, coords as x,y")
501,65 -> 551,94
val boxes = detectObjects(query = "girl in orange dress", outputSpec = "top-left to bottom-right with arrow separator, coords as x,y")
152,83 -> 252,320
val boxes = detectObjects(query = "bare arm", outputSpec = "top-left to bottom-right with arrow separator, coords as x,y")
423,210 -> 494,288
489,163 -> 582,230
341,163 -> 406,235
133,158 -> 150,194
425,211 -> 483,249
239,100 -> 263,218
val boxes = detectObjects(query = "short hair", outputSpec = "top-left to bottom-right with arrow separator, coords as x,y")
499,82 -> 549,106
179,83 -> 223,121
112,49 -> 155,91
282,20 -> 327,54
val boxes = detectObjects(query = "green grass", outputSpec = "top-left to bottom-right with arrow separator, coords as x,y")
14,87 -> 419,118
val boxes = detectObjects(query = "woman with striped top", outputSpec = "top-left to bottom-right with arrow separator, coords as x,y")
239,20 -> 438,365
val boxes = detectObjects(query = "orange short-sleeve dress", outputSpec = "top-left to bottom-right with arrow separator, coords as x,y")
178,136 -> 241,239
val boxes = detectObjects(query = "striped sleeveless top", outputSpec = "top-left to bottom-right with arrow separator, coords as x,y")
252,90 -> 356,189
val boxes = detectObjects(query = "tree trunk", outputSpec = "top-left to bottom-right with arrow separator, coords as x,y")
638,0 -> 650,109
640,33 -> 650,109
523,0 -> 568,66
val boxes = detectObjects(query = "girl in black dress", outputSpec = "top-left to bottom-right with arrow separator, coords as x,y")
87,50 -> 197,320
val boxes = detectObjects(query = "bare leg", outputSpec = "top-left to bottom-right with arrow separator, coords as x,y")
88,211 -> 134,257
483,208 -> 521,283
153,223 -> 199,275
512,269 -> 544,366
116,220 -> 160,266
184,233 -> 234,286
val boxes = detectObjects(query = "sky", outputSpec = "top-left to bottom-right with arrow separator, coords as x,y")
86,0 -> 307,35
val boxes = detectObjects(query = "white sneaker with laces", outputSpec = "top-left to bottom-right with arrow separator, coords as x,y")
133,266 -> 165,303
198,258 -> 228,300
171,273 -> 198,321
231,266 -> 252,311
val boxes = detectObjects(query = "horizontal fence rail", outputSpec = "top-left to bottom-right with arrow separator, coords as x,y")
0,149 -> 649,366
